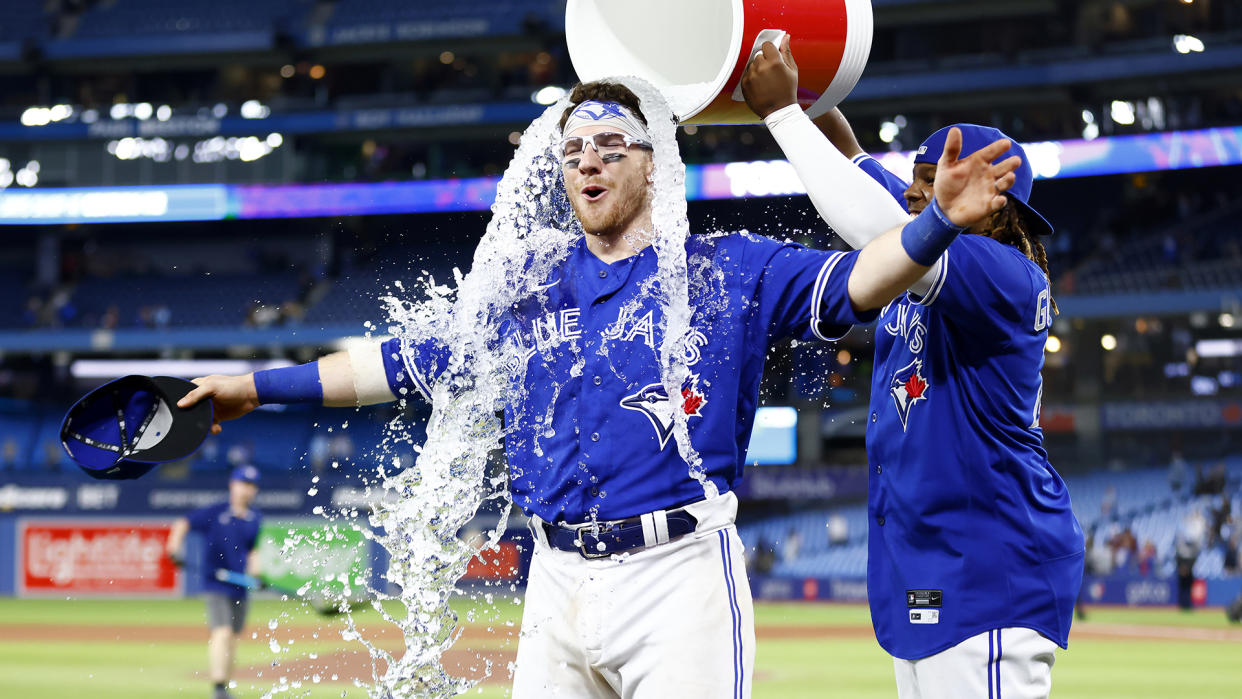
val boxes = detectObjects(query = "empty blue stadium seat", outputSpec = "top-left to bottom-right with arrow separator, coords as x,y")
72,0 -> 301,39
739,459 -> 1242,581
70,273 -> 302,328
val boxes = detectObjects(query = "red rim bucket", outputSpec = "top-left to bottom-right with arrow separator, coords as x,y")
566,0 -> 873,125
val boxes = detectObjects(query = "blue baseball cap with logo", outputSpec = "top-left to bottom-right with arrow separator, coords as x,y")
231,463 -> 261,484
61,375 -> 213,480
914,124 -> 1053,237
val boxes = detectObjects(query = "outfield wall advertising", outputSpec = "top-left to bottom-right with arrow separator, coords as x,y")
253,521 -> 370,600
17,520 -> 180,597
461,540 -> 523,582
753,573 -> 1242,608
751,575 -> 870,603
1102,399 -> 1242,430
0,476 -> 315,516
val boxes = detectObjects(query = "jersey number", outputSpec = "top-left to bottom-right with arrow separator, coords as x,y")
1034,289 -> 1052,332
1030,380 -> 1043,430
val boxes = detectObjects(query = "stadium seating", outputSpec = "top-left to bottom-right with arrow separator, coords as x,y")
738,505 -> 871,578
302,254 -> 462,326
25,0 -> 563,58
0,267 -> 35,328
71,0 -> 301,39
0,3 -> 51,43
0,403 -> 44,472
737,458 -> 1242,581
1073,200 -> 1242,294
326,0 -> 558,26
69,273 -> 304,329
39,0 -> 309,59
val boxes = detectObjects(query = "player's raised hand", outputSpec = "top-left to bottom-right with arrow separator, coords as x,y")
741,34 -> 798,119
177,374 -> 260,434
933,127 -> 1021,226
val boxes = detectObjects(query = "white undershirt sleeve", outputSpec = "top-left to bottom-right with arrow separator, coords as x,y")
764,104 -> 938,296
348,340 -> 398,406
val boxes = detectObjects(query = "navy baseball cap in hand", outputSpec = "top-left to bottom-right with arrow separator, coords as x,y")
914,124 -> 1053,237
61,375 -> 213,480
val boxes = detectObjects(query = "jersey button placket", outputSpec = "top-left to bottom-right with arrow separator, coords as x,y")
876,515 -> 886,526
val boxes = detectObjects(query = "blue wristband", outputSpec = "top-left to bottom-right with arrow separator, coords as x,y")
901,199 -> 966,266
253,362 -> 323,405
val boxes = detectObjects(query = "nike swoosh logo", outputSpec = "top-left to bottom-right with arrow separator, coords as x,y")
532,278 -> 561,291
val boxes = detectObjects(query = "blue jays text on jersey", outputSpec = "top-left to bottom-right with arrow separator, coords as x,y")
379,233 -> 874,524
859,155 -> 1084,660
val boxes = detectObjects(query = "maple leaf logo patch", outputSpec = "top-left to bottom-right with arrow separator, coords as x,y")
890,359 -> 929,431
620,375 -> 708,449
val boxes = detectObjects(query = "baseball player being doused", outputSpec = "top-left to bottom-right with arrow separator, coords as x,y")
743,36 -> 1084,699
175,78 -> 1022,697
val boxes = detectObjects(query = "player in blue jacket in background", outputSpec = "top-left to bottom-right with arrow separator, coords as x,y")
745,37 -> 1084,699
166,464 -> 264,699
178,70 -> 1023,696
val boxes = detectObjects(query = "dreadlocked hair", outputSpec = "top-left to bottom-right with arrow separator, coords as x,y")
558,81 -> 648,132
981,199 -> 1059,315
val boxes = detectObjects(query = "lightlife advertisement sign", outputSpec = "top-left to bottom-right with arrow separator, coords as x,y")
18,520 -> 180,596
1,126 -> 1239,225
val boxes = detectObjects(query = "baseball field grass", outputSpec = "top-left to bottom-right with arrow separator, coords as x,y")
1,596 -> 1240,698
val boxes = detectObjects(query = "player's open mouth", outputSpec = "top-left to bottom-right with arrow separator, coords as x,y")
581,185 -> 607,202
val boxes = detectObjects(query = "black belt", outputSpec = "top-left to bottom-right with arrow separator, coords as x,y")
539,509 -> 699,559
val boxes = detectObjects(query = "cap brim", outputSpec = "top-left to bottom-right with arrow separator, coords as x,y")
137,376 -> 213,462
1013,198 -> 1054,237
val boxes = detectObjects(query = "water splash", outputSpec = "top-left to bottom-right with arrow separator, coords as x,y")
327,77 -> 719,698
628,78 -> 716,497
348,96 -> 578,698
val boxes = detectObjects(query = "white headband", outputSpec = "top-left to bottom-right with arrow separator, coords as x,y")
562,100 -> 650,141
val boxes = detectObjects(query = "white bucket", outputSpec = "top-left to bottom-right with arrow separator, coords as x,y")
565,0 -> 873,125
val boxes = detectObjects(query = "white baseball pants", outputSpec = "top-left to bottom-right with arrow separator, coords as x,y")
511,493 -> 754,698
893,627 -> 1059,699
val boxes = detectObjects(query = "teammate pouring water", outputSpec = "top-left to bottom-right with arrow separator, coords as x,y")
743,35 -> 1084,699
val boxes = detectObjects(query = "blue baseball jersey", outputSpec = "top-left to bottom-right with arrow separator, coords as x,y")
383,233 -> 874,524
186,502 -> 262,599
859,156 -> 1084,659
852,154 -> 910,205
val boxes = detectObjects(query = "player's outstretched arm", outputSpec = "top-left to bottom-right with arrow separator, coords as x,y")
847,128 -> 1020,310
177,349 -> 390,435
